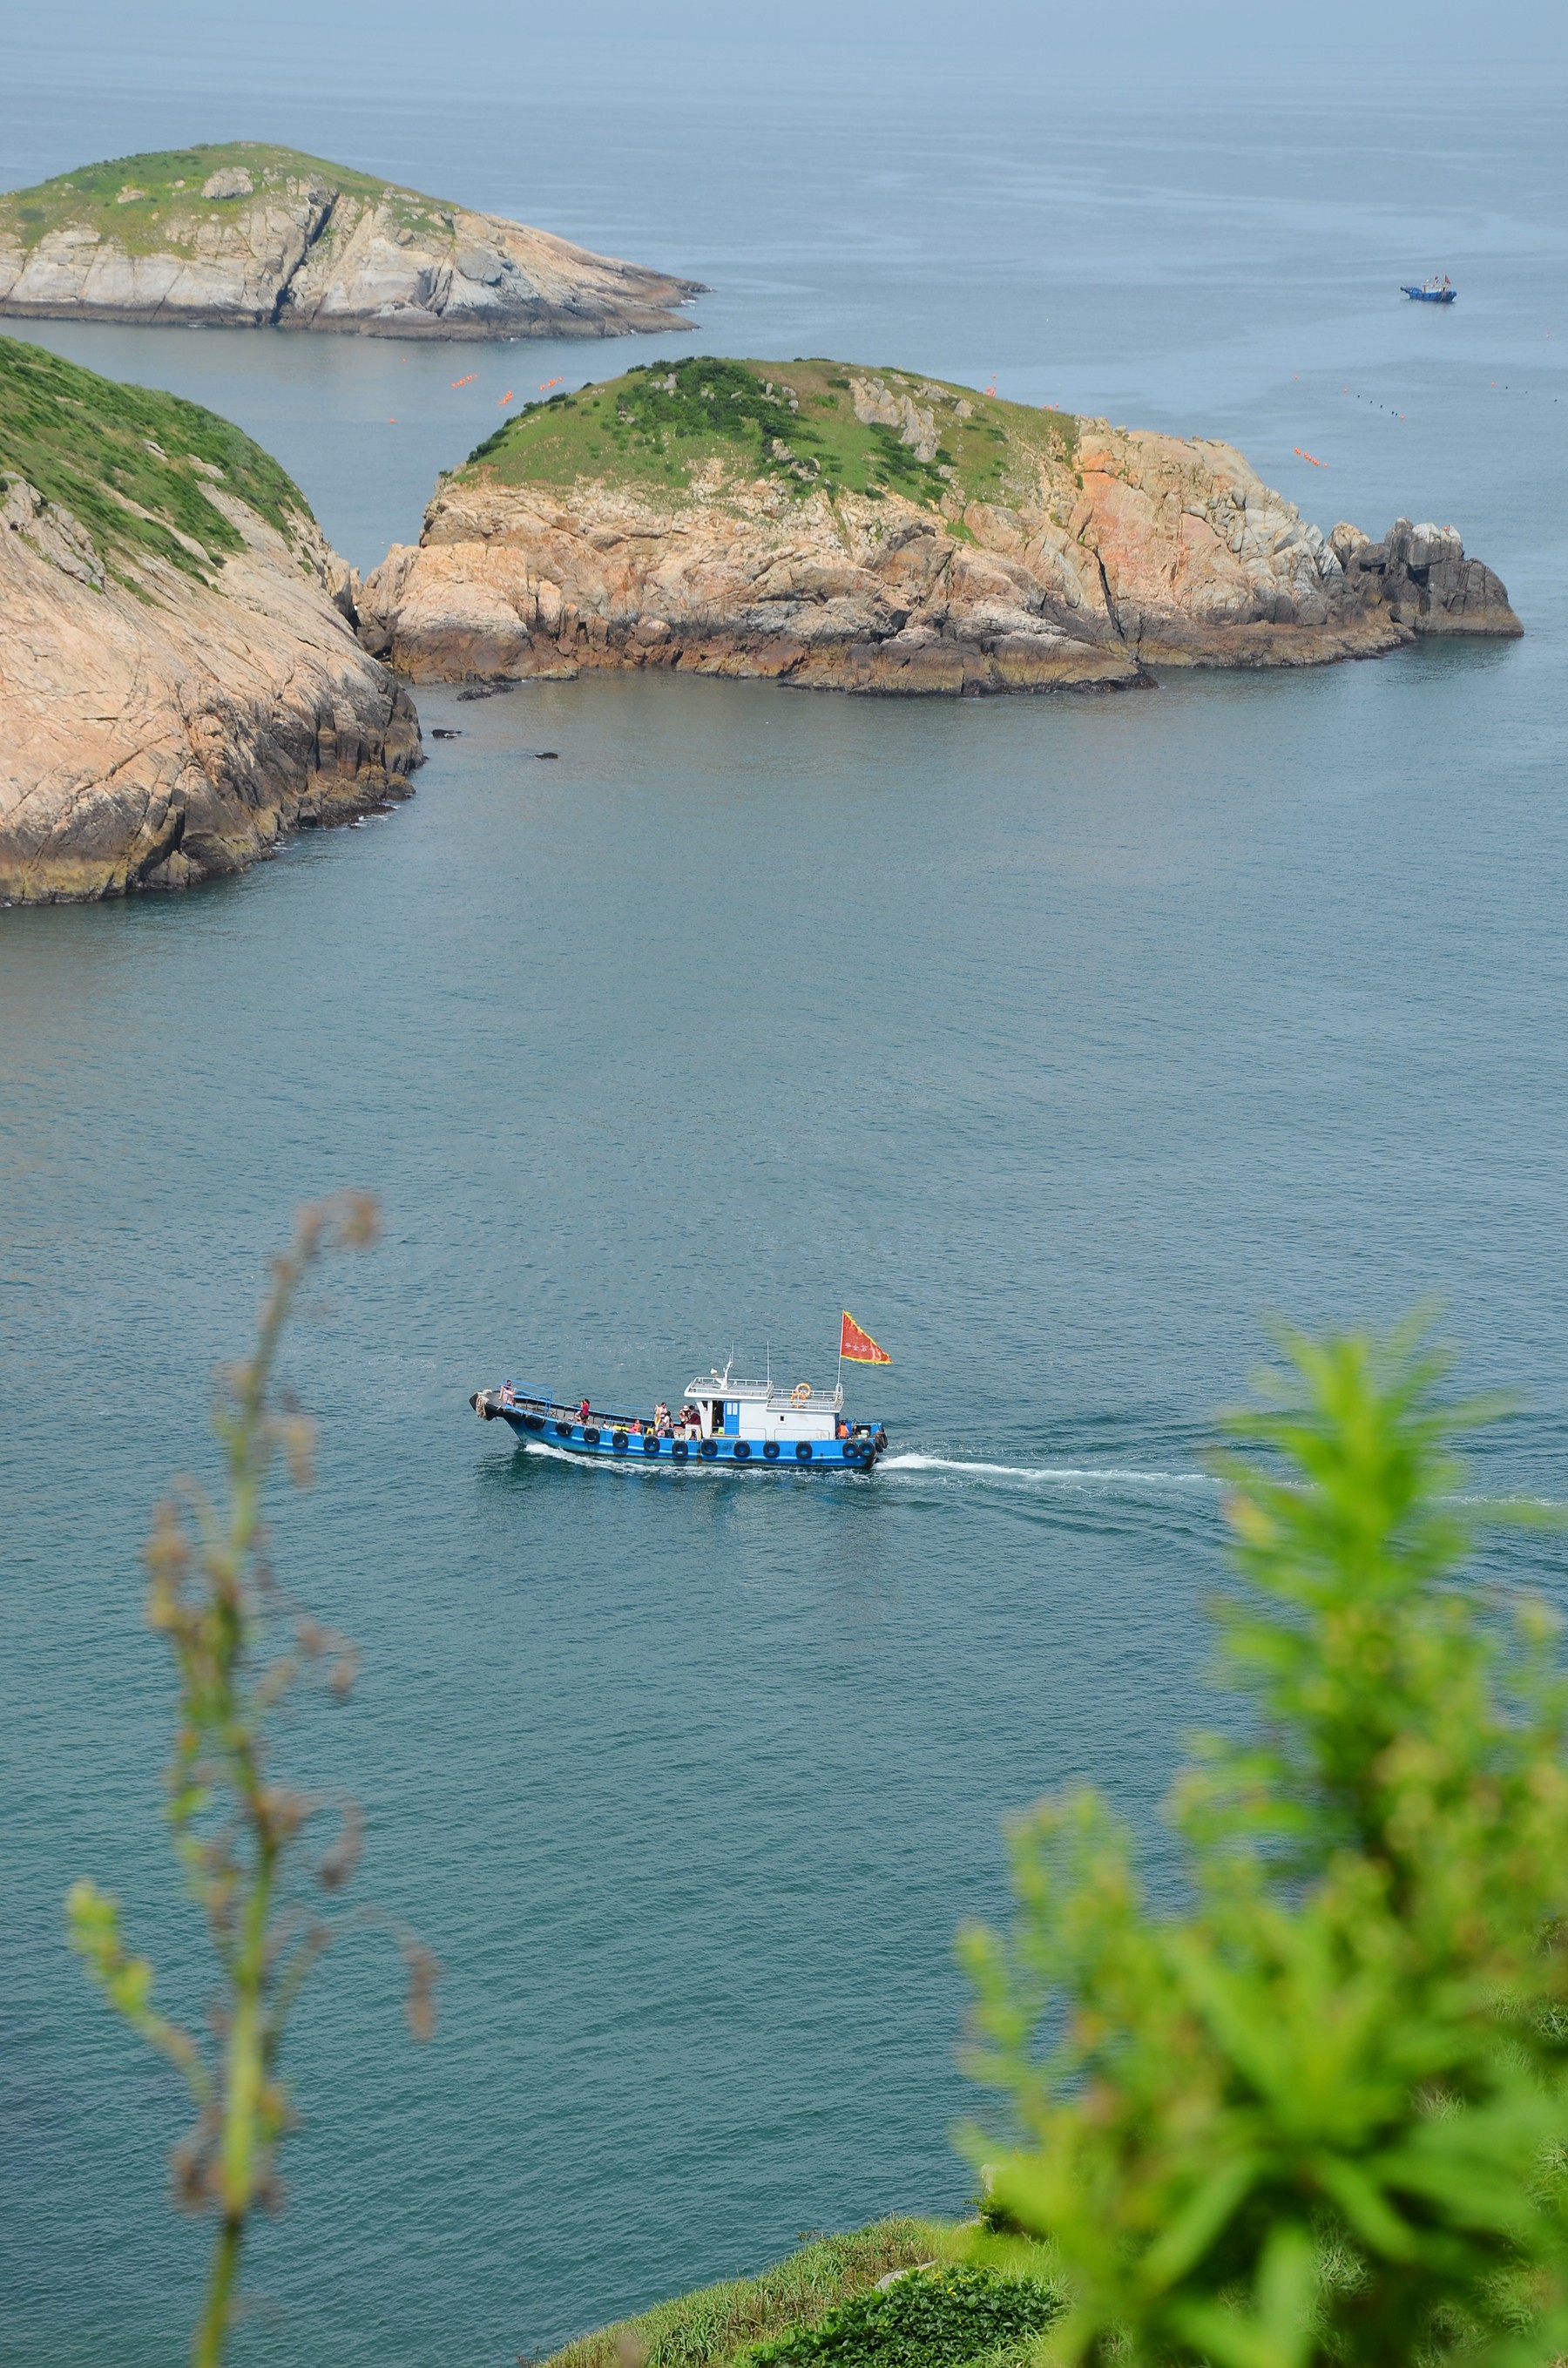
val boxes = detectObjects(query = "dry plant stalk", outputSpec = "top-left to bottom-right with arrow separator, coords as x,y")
67,1194 -> 436,2368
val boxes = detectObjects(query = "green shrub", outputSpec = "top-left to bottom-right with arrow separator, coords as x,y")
546,2223 -> 958,2368
748,2266 -> 1062,2368
961,1320 -> 1568,2368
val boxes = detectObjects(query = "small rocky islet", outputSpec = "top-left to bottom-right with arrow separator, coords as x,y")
358,355 -> 1521,693
0,142 -> 704,339
0,335 -> 419,905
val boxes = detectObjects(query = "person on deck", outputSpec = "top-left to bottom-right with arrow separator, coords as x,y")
578,1398 -> 591,1424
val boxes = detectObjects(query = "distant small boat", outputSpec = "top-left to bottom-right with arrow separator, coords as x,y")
1402,275 -> 1456,303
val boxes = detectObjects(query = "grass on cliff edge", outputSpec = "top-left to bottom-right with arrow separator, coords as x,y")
0,333 -> 309,587
537,2219 -> 1063,2368
460,357 -> 1080,515
0,143 -> 458,259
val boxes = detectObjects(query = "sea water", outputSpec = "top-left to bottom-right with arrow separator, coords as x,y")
3,49 -> 1567,2368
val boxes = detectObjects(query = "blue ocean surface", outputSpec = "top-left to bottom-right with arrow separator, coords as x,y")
3,44 -> 1568,2368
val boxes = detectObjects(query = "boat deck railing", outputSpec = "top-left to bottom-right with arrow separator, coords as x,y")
501,1380 -> 849,1426
502,1386 -> 650,1427
686,1373 -> 845,1411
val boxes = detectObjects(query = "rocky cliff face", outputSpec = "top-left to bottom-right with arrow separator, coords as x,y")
0,337 -> 421,905
356,359 -> 1520,693
0,144 -> 704,339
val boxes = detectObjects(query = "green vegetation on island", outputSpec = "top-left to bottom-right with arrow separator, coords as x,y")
539,2224 -> 1062,2368
461,355 -> 1080,511
0,142 -> 447,260
0,332 -> 308,586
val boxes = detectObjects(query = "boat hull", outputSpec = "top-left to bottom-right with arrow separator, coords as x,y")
473,1396 -> 883,1471
1401,285 -> 1457,302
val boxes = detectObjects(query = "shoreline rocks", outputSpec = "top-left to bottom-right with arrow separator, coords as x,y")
355,364 -> 1520,694
0,143 -> 705,341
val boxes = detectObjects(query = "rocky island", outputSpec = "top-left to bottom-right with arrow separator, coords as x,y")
0,335 -> 421,904
0,143 -> 703,339
357,356 -> 1520,693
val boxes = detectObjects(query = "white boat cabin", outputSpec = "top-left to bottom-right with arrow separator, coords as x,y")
684,1363 -> 844,1442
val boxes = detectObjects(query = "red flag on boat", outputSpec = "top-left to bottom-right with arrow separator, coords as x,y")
840,1310 -> 891,1365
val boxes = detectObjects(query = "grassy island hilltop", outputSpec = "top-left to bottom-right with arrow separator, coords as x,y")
0,142 -> 702,337
0,142 -> 398,258
0,331 -> 308,587
460,355 -> 1081,519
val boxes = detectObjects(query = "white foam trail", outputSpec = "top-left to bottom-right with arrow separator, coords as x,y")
516,1439 -> 1216,1490
881,1453 -> 1219,1489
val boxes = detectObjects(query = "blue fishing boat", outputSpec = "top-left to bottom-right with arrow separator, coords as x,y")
470,1313 -> 893,1472
1401,274 -> 1456,302
470,1363 -> 889,1470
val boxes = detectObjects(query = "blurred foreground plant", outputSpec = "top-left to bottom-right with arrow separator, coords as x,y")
67,1196 -> 436,2368
961,1319 -> 1568,2368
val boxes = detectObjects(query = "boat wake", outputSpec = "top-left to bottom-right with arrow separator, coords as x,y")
513,1436 -> 1220,1492
880,1452 -> 1220,1494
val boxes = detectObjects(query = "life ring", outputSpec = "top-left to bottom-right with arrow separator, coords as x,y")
790,1382 -> 812,1405
763,1440 -> 781,1460
672,1439 -> 689,1460
554,1420 -> 572,1438
612,1431 -> 629,1451
795,1440 -> 813,1462
643,1434 -> 661,1455
733,1439 -> 751,1460
584,1426 -> 601,1445
699,1437 -> 718,1458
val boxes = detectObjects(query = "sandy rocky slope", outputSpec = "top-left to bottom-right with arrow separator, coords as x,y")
1,343 -> 421,905
0,144 -> 703,338
359,367 -> 1520,693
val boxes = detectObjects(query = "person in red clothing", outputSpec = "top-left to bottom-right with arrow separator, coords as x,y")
578,1397 -> 591,1423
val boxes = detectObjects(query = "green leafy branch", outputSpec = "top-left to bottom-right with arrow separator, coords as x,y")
67,1194 -> 436,2368
960,1319 -> 1568,2368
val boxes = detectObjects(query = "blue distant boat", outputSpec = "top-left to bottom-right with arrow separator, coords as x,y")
470,1357 -> 890,1472
1402,275 -> 1456,303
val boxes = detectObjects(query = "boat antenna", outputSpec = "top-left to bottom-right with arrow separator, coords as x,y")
765,1336 -> 771,1389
